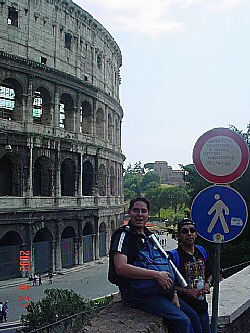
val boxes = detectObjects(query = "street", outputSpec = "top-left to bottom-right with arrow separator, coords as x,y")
0,258 -> 118,324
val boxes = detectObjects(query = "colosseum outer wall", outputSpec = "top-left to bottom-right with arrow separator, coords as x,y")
0,0 -> 125,280
0,0 -> 122,100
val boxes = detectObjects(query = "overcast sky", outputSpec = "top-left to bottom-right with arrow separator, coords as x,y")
74,0 -> 250,170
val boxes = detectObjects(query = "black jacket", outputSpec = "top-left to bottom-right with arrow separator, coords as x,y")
108,221 -> 152,288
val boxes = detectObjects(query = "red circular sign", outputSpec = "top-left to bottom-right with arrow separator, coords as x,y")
193,128 -> 249,183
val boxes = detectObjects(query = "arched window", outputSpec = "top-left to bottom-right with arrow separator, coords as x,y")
96,108 -> 104,139
33,88 -> 52,125
59,102 -> 65,128
80,101 -> 92,134
61,159 -> 75,196
60,93 -> 74,131
33,157 -> 53,196
98,164 -> 106,196
82,161 -> 93,196
108,113 -> 113,143
0,85 -> 15,120
33,91 -> 43,124
0,154 -> 23,196
110,166 -> 115,196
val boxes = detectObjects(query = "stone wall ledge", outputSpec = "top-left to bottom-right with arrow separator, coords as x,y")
207,264 -> 250,327
81,265 -> 250,333
81,295 -> 169,333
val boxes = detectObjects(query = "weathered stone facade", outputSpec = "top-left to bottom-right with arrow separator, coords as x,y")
0,0 -> 125,280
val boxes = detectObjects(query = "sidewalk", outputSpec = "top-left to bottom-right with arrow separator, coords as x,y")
0,257 -> 109,290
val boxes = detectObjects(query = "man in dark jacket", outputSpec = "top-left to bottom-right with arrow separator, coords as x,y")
108,197 -> 195,333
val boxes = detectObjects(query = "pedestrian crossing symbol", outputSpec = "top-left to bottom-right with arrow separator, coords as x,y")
191,185 -> 248,243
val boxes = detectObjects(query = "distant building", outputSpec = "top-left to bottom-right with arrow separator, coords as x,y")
154,161 -> 183,185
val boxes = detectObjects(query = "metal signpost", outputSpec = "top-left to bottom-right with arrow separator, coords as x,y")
192,127 -> 249,333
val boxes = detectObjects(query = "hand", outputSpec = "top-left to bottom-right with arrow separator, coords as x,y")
156,271 -> 173,290
186,288 -> 201,299
172,293 -> 180,308
204,283 -> 211,294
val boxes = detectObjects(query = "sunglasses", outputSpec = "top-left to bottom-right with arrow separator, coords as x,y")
180,227 -> 196,234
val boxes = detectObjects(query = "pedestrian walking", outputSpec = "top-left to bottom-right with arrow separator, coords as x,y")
4,301 -> 8,321
48,271 -> 53,284
39,275 -> 42,286
33,274 -> 38,286
28,274 -> 33,285
2,303 -> 7,322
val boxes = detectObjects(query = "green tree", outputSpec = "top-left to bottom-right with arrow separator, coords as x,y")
145,186 -> 162,216
20,289 -> 96,332
180,163 -> 210,204
123,162 -> 144,200
144,162 -> 155,171
159,186 -> 189,213
141,171 -> 160,191
124,173 -> 142,200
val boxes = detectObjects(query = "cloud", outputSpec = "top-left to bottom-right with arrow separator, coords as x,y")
76,0 -> 249,37
222,0 -> 249,10
180,0 -> 204,9
76,0 -> 186,37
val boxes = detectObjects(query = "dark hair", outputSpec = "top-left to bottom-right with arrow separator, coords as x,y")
129,197 -> 150,211
177,218 -> 196,233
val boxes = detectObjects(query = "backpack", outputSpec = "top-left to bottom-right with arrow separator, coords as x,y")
131,236 -> 175,298
108,226 -> 139,286
170,245 -> 208,268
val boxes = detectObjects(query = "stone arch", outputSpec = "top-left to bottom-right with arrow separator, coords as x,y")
117,165 -> 123,197
82,222 -> 94,262
82,160 -> 94,196
115,118 -> 120,146
99,221 -> 107,257
0,152 -> 23,196
33,86 -> 52,125
61,226 -> 76,268
83,222 -> 94,235
96,107 -> 104,139
0,230 -> 23,280
0,78 -> 23,121
80,101 -> 92,134
61,158 -> 75,196
110,165 -> 115,196
98,163 -> 106,196
33,156 -> 53,196
33,227 -> 53,274
0,230 -> 23,246
60,93 -> 74,131
108,113 -> 113,143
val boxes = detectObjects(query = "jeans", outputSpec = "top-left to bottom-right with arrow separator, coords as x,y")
199,311 -> 212,333
121,289 -> 193,333
179,298 -> 212,333
179,298 -> 203,333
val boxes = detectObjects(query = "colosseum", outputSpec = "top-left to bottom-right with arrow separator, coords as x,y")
0,0 -> 125,280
